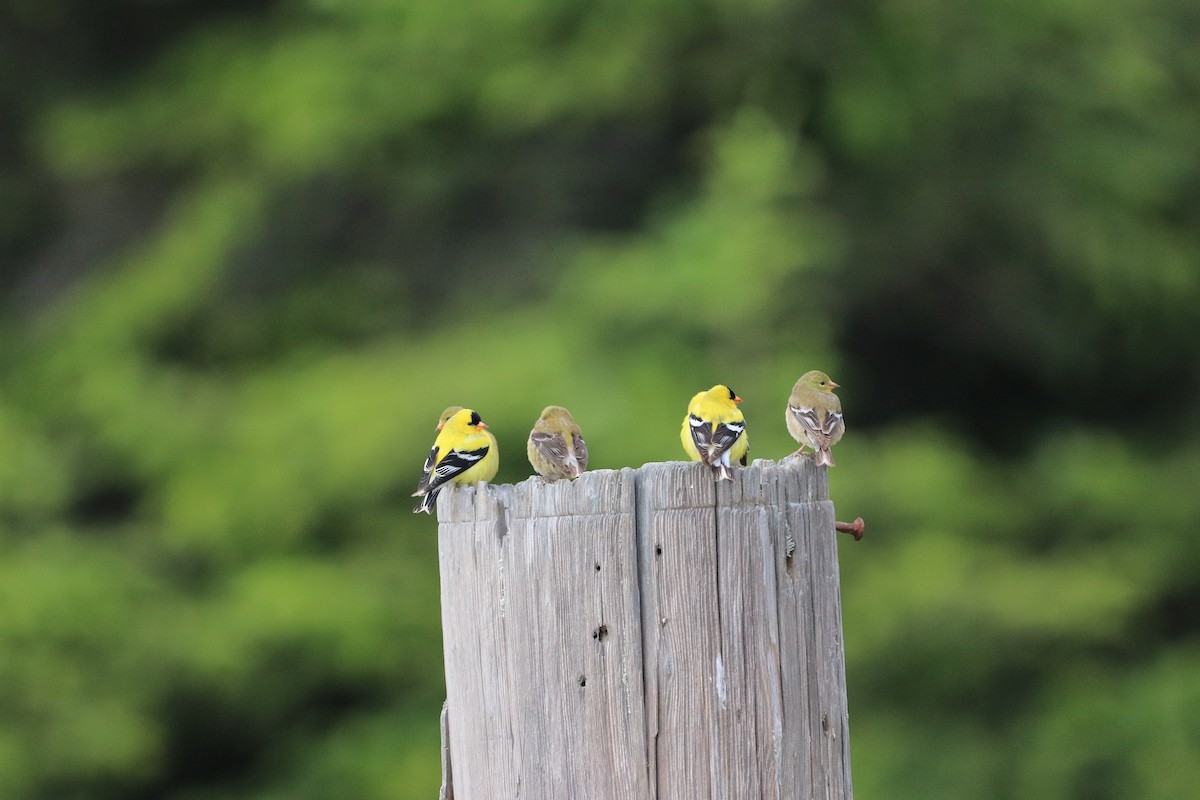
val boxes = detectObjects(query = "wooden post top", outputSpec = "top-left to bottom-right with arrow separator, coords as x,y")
436,457 -> 830,520
437,457 -> 853,800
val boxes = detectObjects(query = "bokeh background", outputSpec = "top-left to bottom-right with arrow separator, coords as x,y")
3,0 -> 1199,797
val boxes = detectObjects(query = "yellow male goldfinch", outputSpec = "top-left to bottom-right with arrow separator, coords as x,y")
680,384 -> 749,482
415,406 -> 466,489
785,370 -> 844,467
527,405 -> 589,480
412,408 -> 499,514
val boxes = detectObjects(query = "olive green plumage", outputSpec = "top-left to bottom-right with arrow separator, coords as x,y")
785,370 -> 844,468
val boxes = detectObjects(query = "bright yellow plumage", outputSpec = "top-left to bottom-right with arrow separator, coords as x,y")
680,384 -> 749,481
413,408 -> 499,514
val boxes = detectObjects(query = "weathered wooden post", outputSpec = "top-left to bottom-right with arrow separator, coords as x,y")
437,459 -> 853,799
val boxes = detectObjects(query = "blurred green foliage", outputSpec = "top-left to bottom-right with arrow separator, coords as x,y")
1,0 -> 1198,797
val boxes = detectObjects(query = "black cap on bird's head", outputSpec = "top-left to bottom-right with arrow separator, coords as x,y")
707,383 -> 742,406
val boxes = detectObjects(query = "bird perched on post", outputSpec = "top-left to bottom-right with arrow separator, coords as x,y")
412,408 -> 499,514
681,384 -> 749,481
785,370 -> 844,467
527,405 -> 589,480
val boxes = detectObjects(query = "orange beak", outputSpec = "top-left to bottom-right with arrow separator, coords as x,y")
436,421 -> 446,431
733,395 -> 743,405
828,381 -> 840,390
476,422 -> 489,430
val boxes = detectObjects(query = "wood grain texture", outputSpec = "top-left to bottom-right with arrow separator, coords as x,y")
439,700 -> 453,800
437,458 -> 852,799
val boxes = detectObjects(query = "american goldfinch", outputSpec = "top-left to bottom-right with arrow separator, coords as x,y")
785,370 -> 844,467
527,405 -> 589,480
412,408 -> 499,514
415,406 -> 466,489
680,384 -> 749,482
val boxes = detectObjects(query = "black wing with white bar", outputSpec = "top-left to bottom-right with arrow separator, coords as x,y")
688,413 -> 745,465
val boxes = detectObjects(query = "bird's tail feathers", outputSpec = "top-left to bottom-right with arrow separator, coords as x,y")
816,448 -> 836,468
412,487 -> 441,514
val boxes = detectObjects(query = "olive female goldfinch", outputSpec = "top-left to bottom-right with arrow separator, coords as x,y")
413,408 -> 499,514
681,384 -> 749,481
785,370 -> 844,467
527,405 -> 589,480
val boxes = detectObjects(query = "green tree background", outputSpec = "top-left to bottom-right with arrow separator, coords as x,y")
2,0 -> 1198,797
